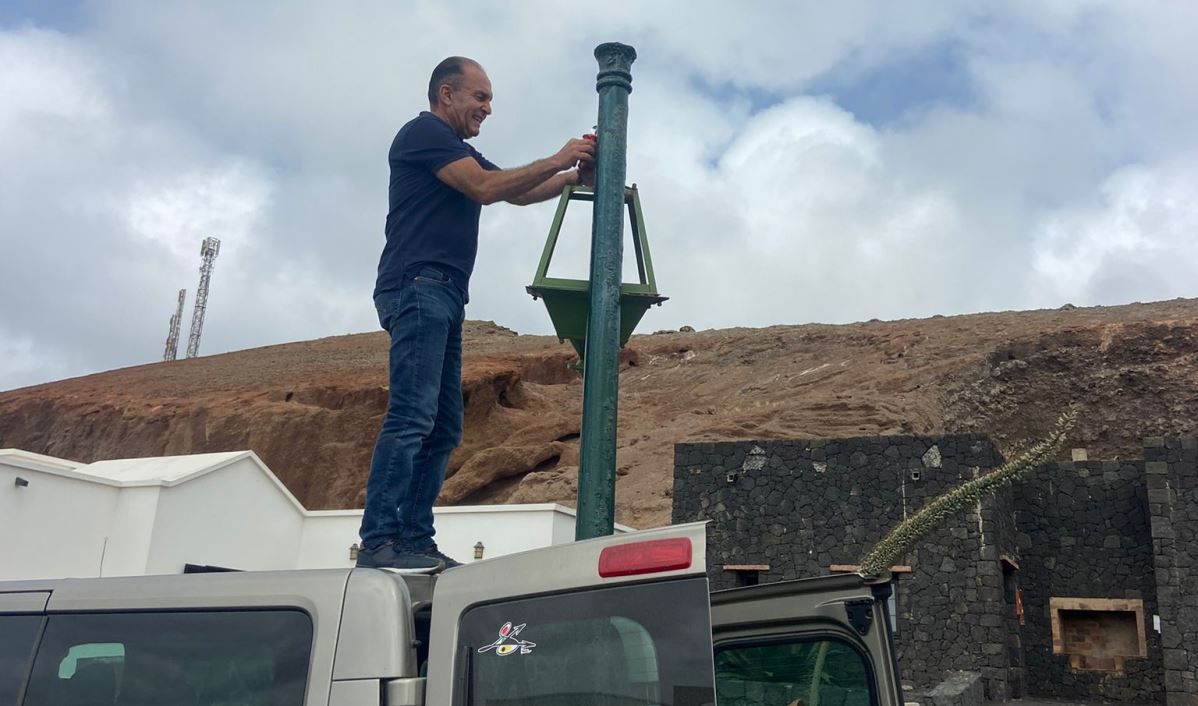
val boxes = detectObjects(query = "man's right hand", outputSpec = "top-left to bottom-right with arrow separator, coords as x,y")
437,137 -> 596,206
553,138 -> 596,171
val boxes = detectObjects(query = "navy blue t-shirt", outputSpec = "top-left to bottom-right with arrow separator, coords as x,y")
374,112 -> 499,297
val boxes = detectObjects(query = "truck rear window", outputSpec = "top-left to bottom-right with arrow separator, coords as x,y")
21,610 -> 311,706
458,577 -> 715,706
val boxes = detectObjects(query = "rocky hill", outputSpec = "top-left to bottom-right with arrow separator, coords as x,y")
3,298 -> 1197,529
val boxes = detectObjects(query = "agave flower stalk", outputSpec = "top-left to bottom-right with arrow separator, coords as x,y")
858,408 -> 1078,577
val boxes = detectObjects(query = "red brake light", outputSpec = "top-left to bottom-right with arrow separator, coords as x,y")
598,538 -> 693,578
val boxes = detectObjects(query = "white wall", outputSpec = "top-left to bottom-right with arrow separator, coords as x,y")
548,508 -> 636,545
0,465 -> 121,580
99,486 -> 160,577
2,450 -> 638,581
552,509 -> 577,545
294,504 -> 638,567
298,506 -> 583,568
432,505 -> 558,563
298,512 -> 360,569
146,458 -> 305,574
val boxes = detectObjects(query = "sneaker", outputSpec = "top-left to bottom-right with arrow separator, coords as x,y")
423,544 -> 463,569
355,543 -> 445,574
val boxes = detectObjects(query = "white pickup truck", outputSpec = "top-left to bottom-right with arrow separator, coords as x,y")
0,523 -> 903,706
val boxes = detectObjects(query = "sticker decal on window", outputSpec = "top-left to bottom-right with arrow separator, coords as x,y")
477,622 -> 536,656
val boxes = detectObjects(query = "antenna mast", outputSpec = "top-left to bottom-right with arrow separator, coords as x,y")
185,237 -> 221,359
162,288 -> 186,361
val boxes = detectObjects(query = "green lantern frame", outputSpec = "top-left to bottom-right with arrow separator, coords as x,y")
526,184 -> 667,363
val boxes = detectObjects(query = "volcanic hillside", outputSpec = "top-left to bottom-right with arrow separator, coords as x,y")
3,298 -> 1198,529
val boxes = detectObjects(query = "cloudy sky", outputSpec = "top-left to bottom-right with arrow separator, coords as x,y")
2,1 -> 1196,391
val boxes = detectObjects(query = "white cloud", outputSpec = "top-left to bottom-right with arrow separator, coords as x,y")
635,2 -> 971,91
0,27 -> 108,129
2,2 -> 1198,389
641,97 -> 975,327
124,165 -> 272,258
1033,158 -> 1198,306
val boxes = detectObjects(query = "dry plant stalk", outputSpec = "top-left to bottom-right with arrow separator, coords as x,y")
858,408 -> 1078,577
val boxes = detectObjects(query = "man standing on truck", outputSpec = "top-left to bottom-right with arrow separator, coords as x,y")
357,57 -> 596,572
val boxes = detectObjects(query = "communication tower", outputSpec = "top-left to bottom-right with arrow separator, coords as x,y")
162,288 -> 186,361
185,237 -> 221,359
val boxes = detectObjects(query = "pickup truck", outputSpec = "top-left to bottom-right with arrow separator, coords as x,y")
0,523 -> 903,706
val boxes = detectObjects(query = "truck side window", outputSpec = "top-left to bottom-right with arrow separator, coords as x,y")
21,610 -> 312,706
459,577 -> 716,706
0,615 -> 42,705
715,637 -> 874,706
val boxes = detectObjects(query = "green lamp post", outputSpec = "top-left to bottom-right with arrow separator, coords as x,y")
526,42 -> 664,540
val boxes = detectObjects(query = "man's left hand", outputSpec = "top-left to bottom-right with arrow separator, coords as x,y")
578,157 -> 596,187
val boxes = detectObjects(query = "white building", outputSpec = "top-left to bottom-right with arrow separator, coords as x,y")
0,448 -> 630,580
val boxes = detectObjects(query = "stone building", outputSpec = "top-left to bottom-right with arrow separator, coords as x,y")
672,434 -> 1198,704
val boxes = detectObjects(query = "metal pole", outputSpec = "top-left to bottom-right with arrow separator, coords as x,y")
577,42 -> 636,540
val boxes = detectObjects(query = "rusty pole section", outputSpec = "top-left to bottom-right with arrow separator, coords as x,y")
576,42 -> 636,540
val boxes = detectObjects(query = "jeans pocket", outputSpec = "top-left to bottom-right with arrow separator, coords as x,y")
412,267 -> 451,286
374,291 -> 405,331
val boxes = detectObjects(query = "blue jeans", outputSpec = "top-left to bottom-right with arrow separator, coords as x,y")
359,266 -> 465,551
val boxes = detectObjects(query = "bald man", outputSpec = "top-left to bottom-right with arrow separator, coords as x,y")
357,57 -> 595,572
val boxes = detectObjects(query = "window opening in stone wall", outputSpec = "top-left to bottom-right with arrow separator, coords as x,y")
1001,557 -> 1025,699
1000,557 -> 1023,627
1049,597 -> 1147,674
724,564 -> 769,587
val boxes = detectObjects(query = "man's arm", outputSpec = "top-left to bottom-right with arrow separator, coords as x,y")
506,150 -> 595,206
505,169 -> 582,206
436,138 -> 594,205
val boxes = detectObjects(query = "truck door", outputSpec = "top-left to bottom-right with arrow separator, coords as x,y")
709,573 -> 904,706
0,591 -> 49,706
426,522 -> 717,706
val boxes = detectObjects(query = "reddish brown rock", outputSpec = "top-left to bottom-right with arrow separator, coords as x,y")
4,302 -> 1198,530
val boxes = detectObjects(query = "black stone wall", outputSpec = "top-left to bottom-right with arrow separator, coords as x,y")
674,434 -> 1195,703
1016,460 -> 1163,702
1146,437 -> 1198,705
672,435 -> 1012,698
